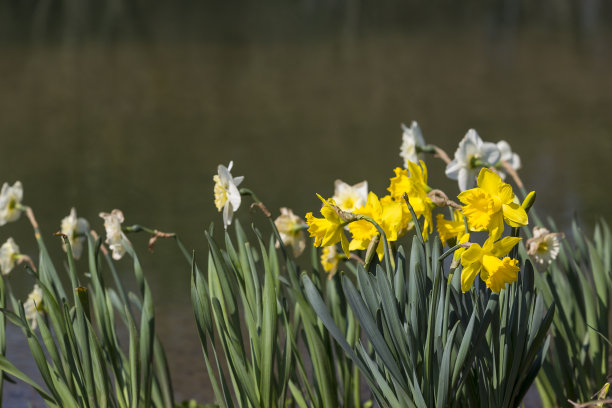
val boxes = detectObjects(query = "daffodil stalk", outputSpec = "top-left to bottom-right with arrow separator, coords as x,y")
417,144 -> 452,164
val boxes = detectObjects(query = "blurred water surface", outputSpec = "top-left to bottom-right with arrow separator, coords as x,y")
1,1 -> 612,405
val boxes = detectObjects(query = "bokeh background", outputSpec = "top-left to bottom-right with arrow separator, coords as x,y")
1,1 -> 612,405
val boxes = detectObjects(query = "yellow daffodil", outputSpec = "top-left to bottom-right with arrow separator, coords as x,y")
305,195 -> 350,258
321,245 -> 341,278
458,168 -> 528,240
347,192 -> 404,260
388,161 -> 434,239
460,236 -> 521,292
436,210 -> 466,247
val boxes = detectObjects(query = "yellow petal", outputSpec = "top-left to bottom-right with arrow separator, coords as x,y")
502,202 -> 528,227
340,232 -> 351,259
491,236 -> 522,257
461,262 -> 481,292
477,168 -> 502,196
488,212 -> 505,241
461,243 -> 483,264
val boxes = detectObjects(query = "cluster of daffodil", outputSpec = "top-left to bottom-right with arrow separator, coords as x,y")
299,123 -> 532,294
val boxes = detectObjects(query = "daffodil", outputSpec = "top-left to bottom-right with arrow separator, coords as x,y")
332,179 -> 368,212
0,237 -> 20,275
61,208 -> 90,260
321,245 -> 341,278
526,226 -> 563,267
305,195 -> 350,258
274,207 -> 306,257
445,129 -> 501,191
388,161 -> 434,239
213,161 -> 244,229
0,181 -> 24,226
458,168 -> 528,240
497,140 -> 521,171
460,236 -> 522,292
24,284 -> 43,330
400,121 -> 425,167
99,209 -> 129,260
436,210 -> 466,247
348,192 -> 404,260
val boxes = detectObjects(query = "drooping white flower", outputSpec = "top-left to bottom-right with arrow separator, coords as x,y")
445,129 -> 501,191
213,161 -> 244,229
99,209 -> 128,260
400,121 -> 426,167
61,208 -> 90,260
332,180 -> 368,212
24,284 -> 43,330
526,226 -> 564,267
0,181 -> 24,226
274,207 -> 306,257
0,237 -> 20,275
497,140 -> 521,171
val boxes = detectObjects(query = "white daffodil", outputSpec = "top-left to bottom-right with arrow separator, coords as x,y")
400,121 -> 426,167
24,284 -> 43,330
213,161 -> 244,229
445,129 -> 501,191
99,209 -> 128,260
526,226 -> 564,267
61,208 -> 90,260
332,180 -> 368,212
274,207 -> 306,257
0,237 -> 20,275
497,140 -> 521,171
0,181 -> 24,226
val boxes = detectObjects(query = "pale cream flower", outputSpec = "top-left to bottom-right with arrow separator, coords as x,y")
213,161 -> 244,229
400,121 -> 426,167
274,208 -> 306,257
0,237 -> 20,275
332,180 -> 368,212
445,130 -> 501,191
526,226 -> 564,267
24,284 -> 43,330
0,181 -> 24,226
321,245 -> 341,279
99,209 -> 128,260
61,208 -> 90,260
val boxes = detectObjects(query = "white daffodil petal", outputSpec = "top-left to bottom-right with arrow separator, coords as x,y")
480,142 -> 501,165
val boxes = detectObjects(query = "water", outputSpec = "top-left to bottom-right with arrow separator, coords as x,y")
1,1 -> 612,406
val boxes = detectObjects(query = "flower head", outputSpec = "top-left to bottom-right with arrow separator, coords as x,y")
305,195 -> 351,259
458,168 -> 528,240
0,181 -> 24,226
332,180 -> 368,212
213,161 -> 244,229
497,140 -> 521,171
526,226 -> 563,267
321,245 -> 341,278
274,207 -> 306,257
0,238 -> 20,275
99,209 -> 128,260
61,208 -> 90,260
460,236 -> 521,292
388,161 -> 434,239
348,192 -> 405,260
400,121 -> 426,167
445,130 -> 501,191
24,284 -> 43,330
436,210 -> 466,247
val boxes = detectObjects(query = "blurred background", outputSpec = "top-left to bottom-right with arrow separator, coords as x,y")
1,0 -> 612,405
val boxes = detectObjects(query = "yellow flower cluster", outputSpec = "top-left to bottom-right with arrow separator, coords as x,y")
305,160 -> 531,294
